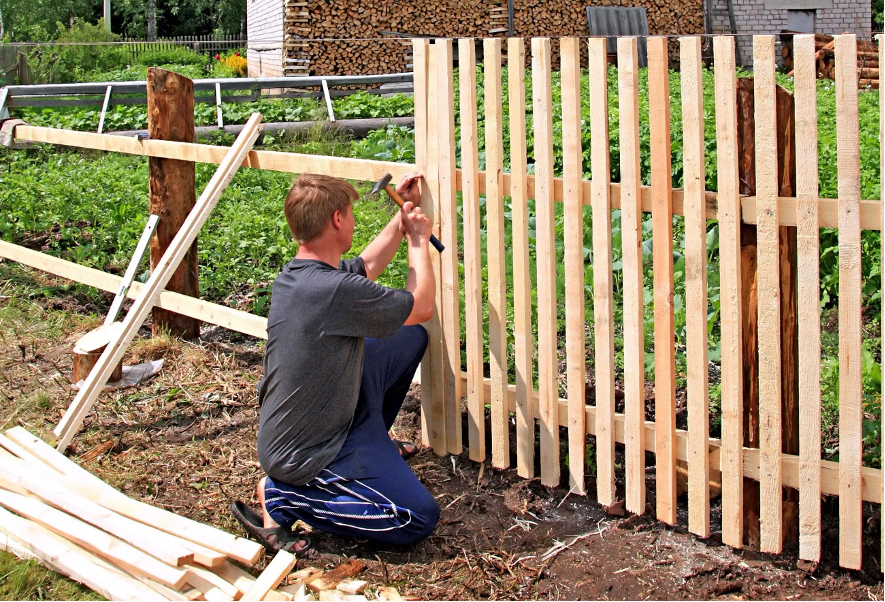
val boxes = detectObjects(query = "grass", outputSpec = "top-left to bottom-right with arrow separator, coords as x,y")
0,551 -> 104,601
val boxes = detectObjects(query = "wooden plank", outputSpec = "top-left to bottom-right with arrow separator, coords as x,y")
97,85 -> 113,135
649,36 -> 677,525
424,41 -> 447,456
241,550 -> 298,601
435,38 -> 462,456
793,33 -> 822,564
754,35 -> 783,554
617,36 -> 646,514
485,37 -> 509,469
0,488 -> 189,589
53,114 -> 263,452
0,239 -> 268,339
216,82 -> 223,129
713,36 -> 744,548
185,564 -> 241,599
0,506 -> 168,602
508,37 -> 535,479
532,37 -> 560,488
880,32 -> 885,572
0,459 -> 195,567
8,433 -> 264,569
458,38 -> 486,463
461,370 -> 883,503
679,36 -> 710,537
589,37 -> 617,508
412,39 -> 437,451
560,37 -> 586,495
12,126 -> 885,231
835,33 -> 863,571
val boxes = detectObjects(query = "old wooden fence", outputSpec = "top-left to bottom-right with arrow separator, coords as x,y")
1,34 -> 882,572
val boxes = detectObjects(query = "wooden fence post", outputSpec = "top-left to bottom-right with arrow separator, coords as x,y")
736,77 -> 800,548
147,68 -> 200,340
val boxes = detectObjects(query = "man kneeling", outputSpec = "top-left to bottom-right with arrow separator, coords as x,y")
231,173 -> 439,554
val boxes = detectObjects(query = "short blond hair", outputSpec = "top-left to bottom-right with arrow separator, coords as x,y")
284,174 -> 358,243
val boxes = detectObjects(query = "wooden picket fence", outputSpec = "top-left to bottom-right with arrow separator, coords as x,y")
122,35 -> 245,58
411,34 -> 883,572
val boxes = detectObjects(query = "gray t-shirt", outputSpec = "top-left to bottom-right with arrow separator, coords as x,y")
257,257 -> 414,485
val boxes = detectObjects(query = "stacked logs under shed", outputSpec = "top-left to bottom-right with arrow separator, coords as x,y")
288,0 -> 703,76
782,32 -> 879,88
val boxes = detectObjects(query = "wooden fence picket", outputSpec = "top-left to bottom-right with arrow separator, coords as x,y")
793,34 -> 822,563
560,37 -> 586,495
485,38 -> 510,469
508,38 -> 536,480
834,33 -> 863,571
753,35 -> 783,554
532,37 -> 560,487
589,37 -> 617,508
680,36 -> 710,537
458,39 -> 485,463
649,36 -> 677,525
713,35 -> 744,549
880,32 -> 885,572
617,36 -> 646,514
418,39 -> 447,455
435,39 -> 462,456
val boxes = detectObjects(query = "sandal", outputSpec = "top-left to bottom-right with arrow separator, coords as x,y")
230,500 -> 312,555
393,439 -> 418,460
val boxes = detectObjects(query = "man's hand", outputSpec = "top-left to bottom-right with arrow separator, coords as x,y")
396,173 -> 423,207
400,201 -> 431,246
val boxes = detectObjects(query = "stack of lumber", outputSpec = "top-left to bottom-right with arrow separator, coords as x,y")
0,426 -> 307,601
284,0 -> 311,77
288,0 -> 702,76
783,33 -> 879,88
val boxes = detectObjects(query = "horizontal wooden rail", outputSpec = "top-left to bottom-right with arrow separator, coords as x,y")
467,374 -> 883,504
14,126 -> 882,231
6,236 -> 876,505
0,240 -> 267,340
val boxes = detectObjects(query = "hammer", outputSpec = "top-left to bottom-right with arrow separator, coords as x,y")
370,173 -> 445,253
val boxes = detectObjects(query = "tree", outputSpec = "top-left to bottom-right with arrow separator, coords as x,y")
0,0 -> 101,40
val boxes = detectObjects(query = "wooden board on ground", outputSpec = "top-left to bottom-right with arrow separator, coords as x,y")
560,36 -> 587,496
484,37 -> 509,470
532,37 -> 560,488
649,36 -> 677,525
241,551 -> 298,601
617,36 -> 646,515
508,37 -> 535,480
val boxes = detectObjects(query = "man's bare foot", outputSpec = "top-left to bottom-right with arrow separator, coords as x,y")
257,476 -> 280,529
256,477 -> 311,554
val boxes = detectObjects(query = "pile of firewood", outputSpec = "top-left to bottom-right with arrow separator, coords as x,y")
293,0 -> 703,76
0,426 -> 379,601
782,33 -> 879,89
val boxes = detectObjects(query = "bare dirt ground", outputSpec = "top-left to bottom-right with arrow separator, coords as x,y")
1,264 -> 882,601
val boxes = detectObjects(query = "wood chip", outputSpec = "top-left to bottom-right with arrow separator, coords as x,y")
306,559 -> 366,592
336,580 -> 367,595
318,591 -> 348,601
376,586 -> 404,601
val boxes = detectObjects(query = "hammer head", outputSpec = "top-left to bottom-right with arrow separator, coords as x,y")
370,173 -> 393,196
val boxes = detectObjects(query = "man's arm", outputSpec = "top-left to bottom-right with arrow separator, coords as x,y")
401,202 -> 434,325
359,173 -> 423,281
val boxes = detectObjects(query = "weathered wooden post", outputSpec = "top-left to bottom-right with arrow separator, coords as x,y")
146,68 -> 200,339
736,78 -> 800,548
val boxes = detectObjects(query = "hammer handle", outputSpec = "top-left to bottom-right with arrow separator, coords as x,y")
384,184 -> 445,253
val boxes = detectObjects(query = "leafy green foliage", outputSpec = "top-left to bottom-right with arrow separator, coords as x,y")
334,92 -> 415,119
129,45 -> 210,68
25,19 -> 127,84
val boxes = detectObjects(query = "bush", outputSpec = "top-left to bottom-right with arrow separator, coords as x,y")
129,46 -> 210,68
210,49 -> 247,78
26,20 -> 127,84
